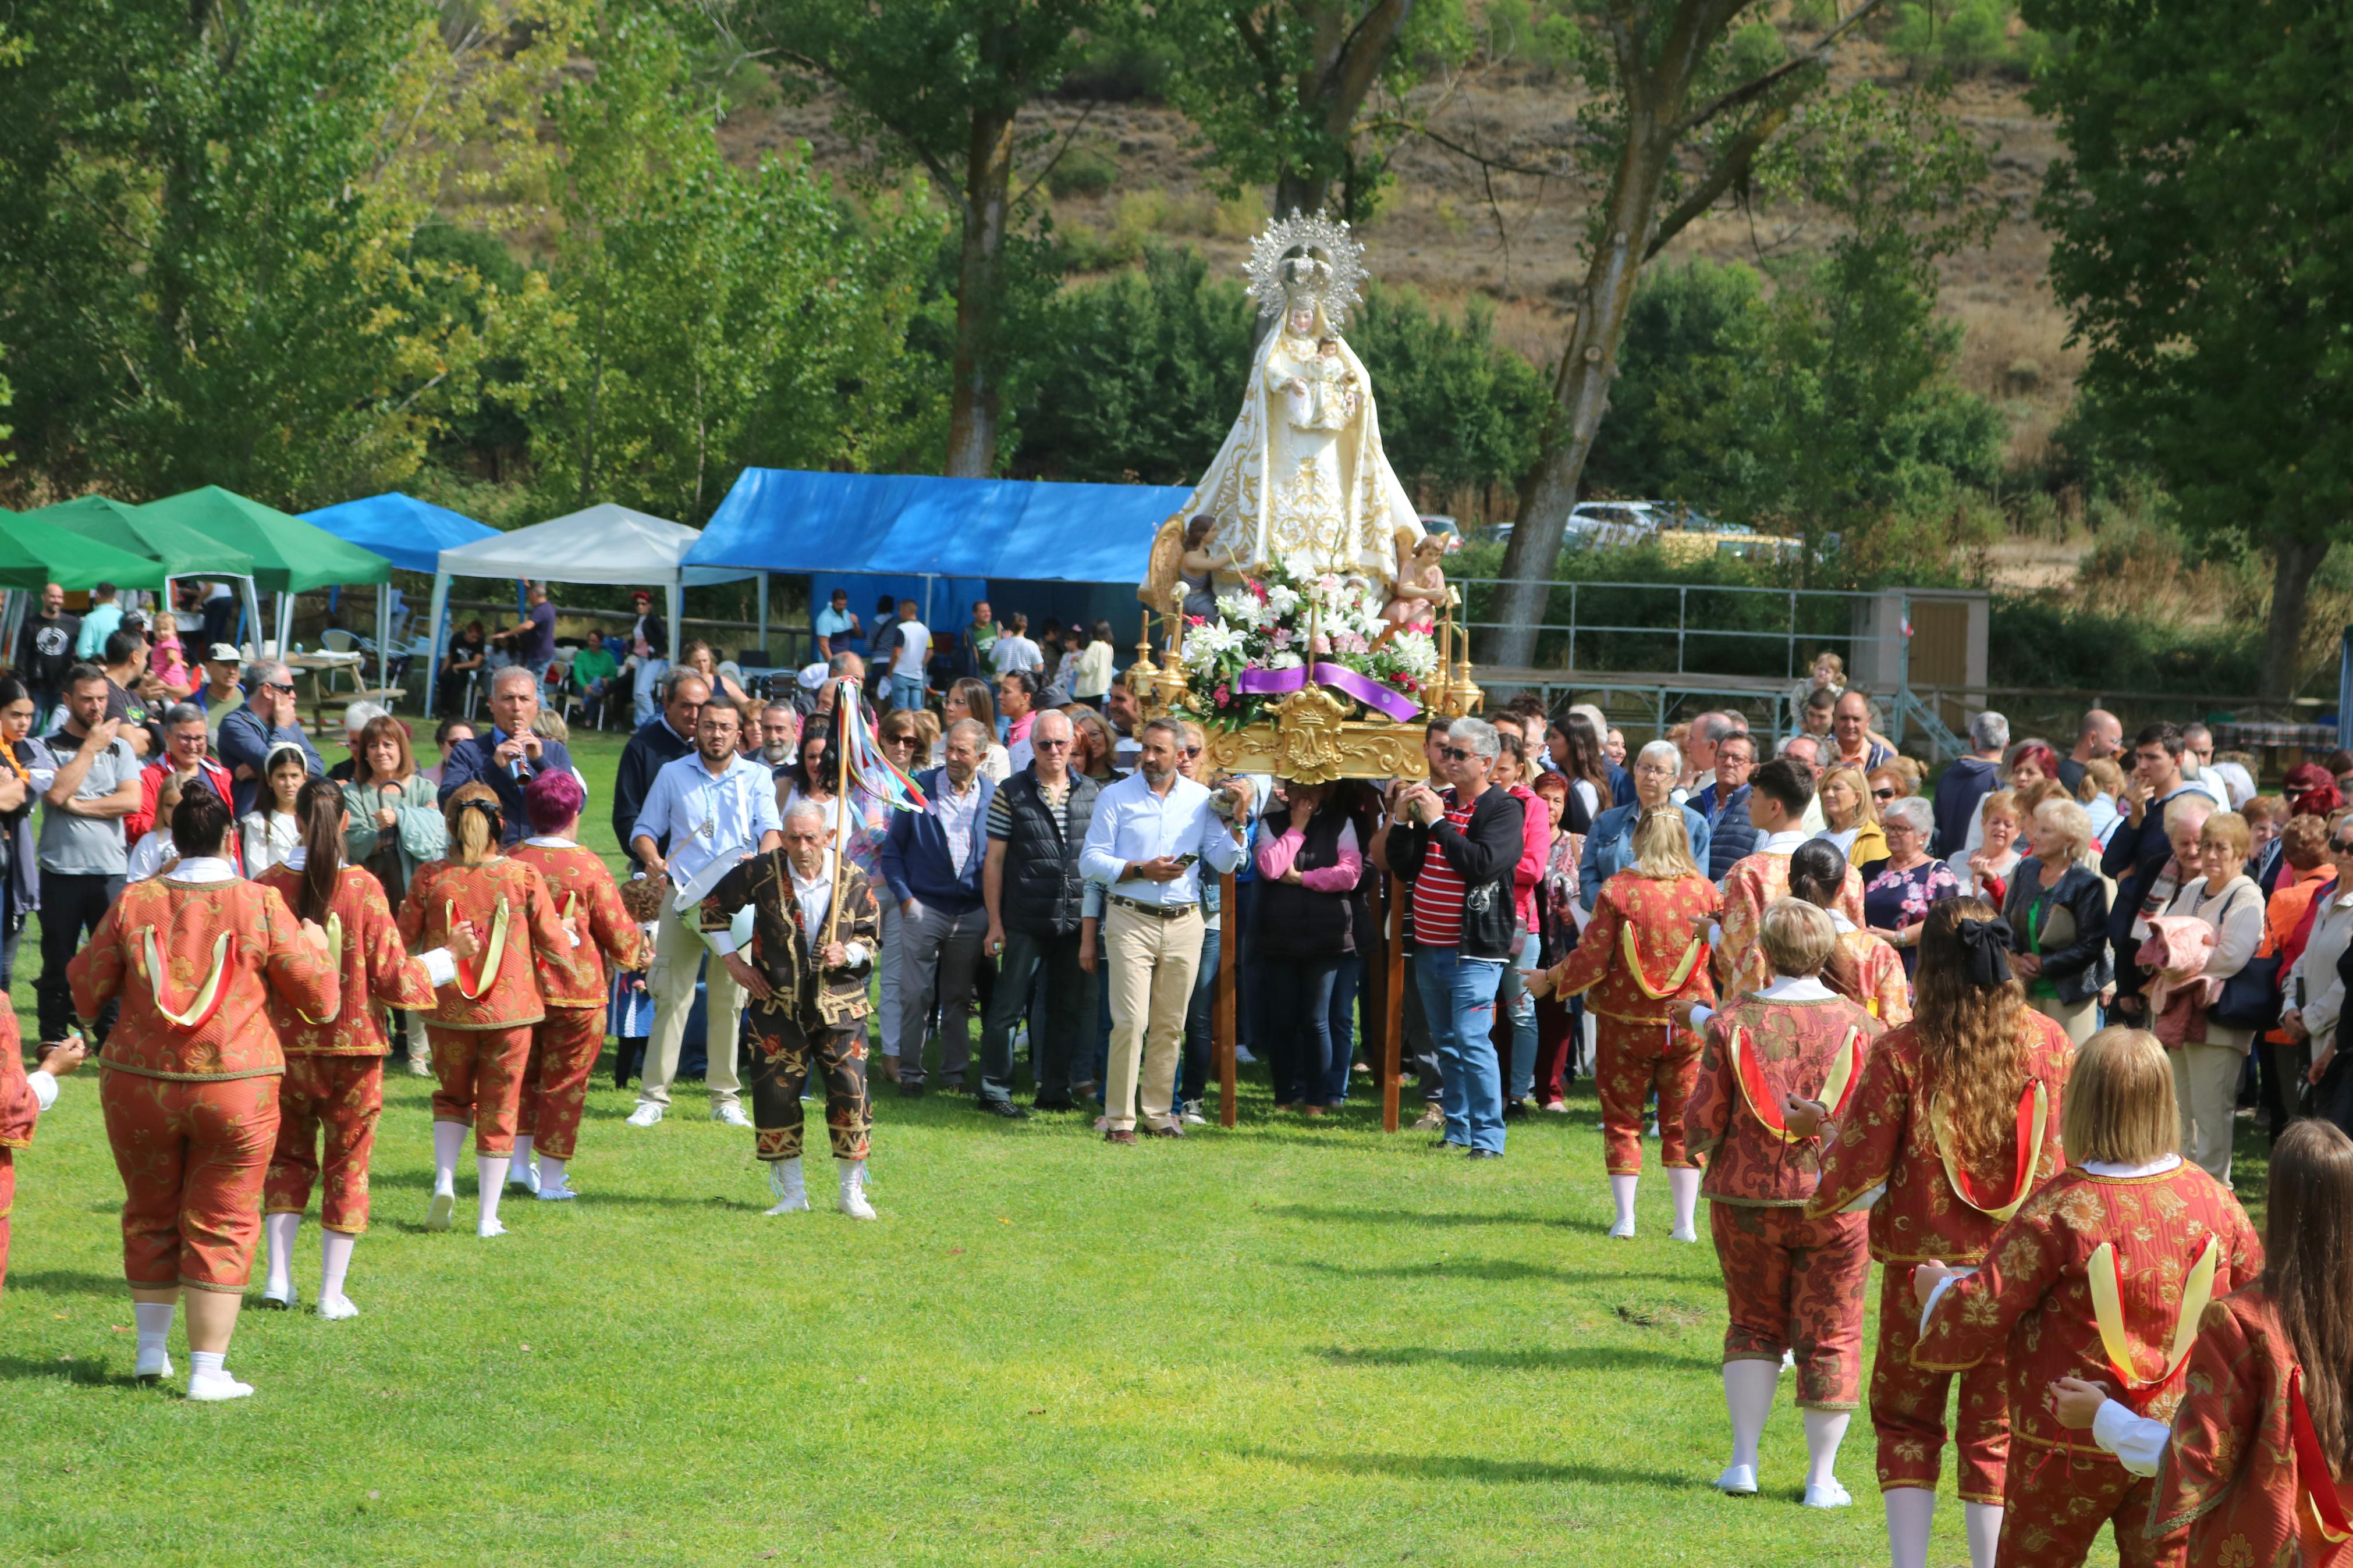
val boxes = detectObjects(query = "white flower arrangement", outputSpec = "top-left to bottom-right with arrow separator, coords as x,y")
1390,628 -> 1440,677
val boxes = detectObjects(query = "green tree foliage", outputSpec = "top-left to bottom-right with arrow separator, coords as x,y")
2027,0 -> 2353,696
1346,290 -> 1548,500
0,0 -> 574,506
497,3 -> 950,522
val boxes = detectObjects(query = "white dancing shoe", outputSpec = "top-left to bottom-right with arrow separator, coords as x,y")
765,1160 -> 809,1215
1713,1464 -> 1758,1496
1607,1218 -> 1637,1240
508,1164 -> 540,1194
425,1189 -> 456,1232
624,1102 -> 663,1128
477,1217 -> 506,1238
186,1370 -> 255,1402
712,1101 -> 751,1128
1670,1224 -> 1701,1243
258,1283 -> 297,1311
536,1180 -> 576,1201
317,1295 -> 360,1321
839,1164 -> 876,1221
134,1349 -> 174,1382
1803,1480 -> 1852,1510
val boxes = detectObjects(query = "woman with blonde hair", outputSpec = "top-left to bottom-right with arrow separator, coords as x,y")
1951,788 -> 2024,904
2080,756 -> 2128,847
2002,796 -> 2112,1046
1913,1027 -> 2260,1568
1817,764 -> 1886,867
2155,808 -> 2266,1182
1800,897 -> 2075,1568
1527,808 -> 1719,1242
396,781 -> 581,1239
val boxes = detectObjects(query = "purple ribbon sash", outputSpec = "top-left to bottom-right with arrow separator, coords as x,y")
1234,660 -> 1419,722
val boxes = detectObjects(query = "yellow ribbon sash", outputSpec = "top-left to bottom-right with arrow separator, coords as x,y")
2087,1235 -> 2218,1398
1731,1023 -> 1862,1142
1930,1080 -> 2050,1222
297,912 -> 345,1025
448,895 -> 510,999
1619,920 -> 1703,1000
138,928 -> 233,1032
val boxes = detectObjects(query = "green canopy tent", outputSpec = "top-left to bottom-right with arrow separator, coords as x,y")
139,486 -> 392,661
16,494 -> 264,657
0,509 -> 170,590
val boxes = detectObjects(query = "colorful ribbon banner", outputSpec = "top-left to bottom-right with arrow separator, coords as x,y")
1233,660 -> 1420,723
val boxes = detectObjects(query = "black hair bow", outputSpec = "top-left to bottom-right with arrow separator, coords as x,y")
1953,915 -> 2015,989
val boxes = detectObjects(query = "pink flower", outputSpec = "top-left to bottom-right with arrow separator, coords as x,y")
1250,581 -> 1269,602
1213,684 -> 1230,705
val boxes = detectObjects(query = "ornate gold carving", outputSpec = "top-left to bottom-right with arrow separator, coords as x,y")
1197,717 -> 1428,783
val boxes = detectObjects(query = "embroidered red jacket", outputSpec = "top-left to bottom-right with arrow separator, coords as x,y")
1915,1163 -> 2262,1451
1807,1012 -> 2073,1264
1687,991 -> 1884,1206
396,858 -> 579,1030
68,876 -> 339,1079
254,863 -> 438,1054
512,840 -> 650,1007
1543,872 -> 1719,1025
1717,850 -> 1866,1000
0,1005 -> 36,1151
1825,926 -> 1912,1025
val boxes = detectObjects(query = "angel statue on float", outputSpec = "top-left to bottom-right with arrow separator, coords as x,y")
1143,211 -> 1426,613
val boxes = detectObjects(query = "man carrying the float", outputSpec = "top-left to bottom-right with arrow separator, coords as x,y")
700,797 -> 883,1219
1681,897 -> 1885,1509
68,787 -> 339,1399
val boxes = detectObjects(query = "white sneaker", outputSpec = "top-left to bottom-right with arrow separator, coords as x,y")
536,1181 -> 577,1201
624,1102 -> 664,1128
509,1163 -> 540,1194
1181,1101 -> 1206,1126
425,1189 -> 455,1232
259,1283 -> 297,1311
1802,1480 -> 1852,1509
839,1167 -> 876,1221
1608,1218 -> 1637,1240
134,1348 -> 174,1381
317,1295 -> 360,1321
1713,1464 -> 1758,1496
1671,1224 -> 1701,1243
406,1056 -> 433,1079
187,1370 -> 255,1402
712,1101 -> 752,1128
1646,1119 -> 1661,1138
1543,1101 -> 1571,1114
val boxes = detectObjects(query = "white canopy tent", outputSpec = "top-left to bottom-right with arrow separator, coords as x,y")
421,503 -> 761,713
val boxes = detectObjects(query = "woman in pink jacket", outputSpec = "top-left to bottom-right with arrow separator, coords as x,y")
1490,726 -> 1553,1112
1255,779 -> 1367,1117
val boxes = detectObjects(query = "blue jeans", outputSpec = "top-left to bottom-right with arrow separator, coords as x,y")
1258,955 -> 1340,1105
1492,931 -> 1540,1102
890,672 -> 925,711
1415,948 -> 1506,1153
1324,954 -> 1364,1105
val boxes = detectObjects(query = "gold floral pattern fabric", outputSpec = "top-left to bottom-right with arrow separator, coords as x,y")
1871,1261 -> 2013,1499
1993,1441 -> 2185,1568
254,864 -> 436,1055
512,842 -> 650,1006
1545,872 -> 1719,1025
1711,1201 -> 1871,1410
1596,1016 -> 1702,1176
1687,994 -> 1884,1206
1825,928 -> 1914,1025
99,1072 -> 279,1291
397,858 -> 576,1030
425,1023 -> 534,1154
264,1054 -> 382,1233
1717,852 -> 1865,1001
516,1007 -> 605,1163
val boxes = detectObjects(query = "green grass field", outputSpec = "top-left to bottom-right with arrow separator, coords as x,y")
0,728 -> 2240,1565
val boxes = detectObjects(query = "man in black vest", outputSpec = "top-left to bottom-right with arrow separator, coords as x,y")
612,668 -> 705,870
976,709 -> 1100,1115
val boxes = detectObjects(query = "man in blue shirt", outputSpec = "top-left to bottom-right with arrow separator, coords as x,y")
438,665 -> 575,845
73,581 -> 124,660
215,659 -> 324,816
1079,717 -> 1251,1142
624,695 -> 783,1128
813,588 -> 860,660
881,719 -> 997,1097
488,582 -> 559,677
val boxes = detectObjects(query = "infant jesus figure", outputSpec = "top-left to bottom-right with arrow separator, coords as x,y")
1284,337 -> 1361,431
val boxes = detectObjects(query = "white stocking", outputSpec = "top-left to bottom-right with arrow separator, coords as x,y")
1668,1168 -> 1702,1240
1885,1487 -> 1936,1568
1608,1174 -> 1638,1236
263,1212 -> 300,1299
430,1120 -> 466,1193
318,1229 -> 356,1309
510,1134 -> 533,1179
1962,1501 -> 2004,1568
477,1155 -> 509,1235
1723,1359 -> 1779,1471
1802,1408 -> 1851,1491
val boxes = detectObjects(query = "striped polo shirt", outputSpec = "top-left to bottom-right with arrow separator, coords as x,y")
1410,794 -> 1478,948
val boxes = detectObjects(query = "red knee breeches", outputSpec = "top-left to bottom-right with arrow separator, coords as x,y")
1709,1201 -> 1870,1409
517,1007 -> 605,1162
1994,1445 -> 2184,1568
1595,1014 -> 1701,1175
264,1054 -> 383,1234
100,1071 -> 279,1293
427,1025 -> 534,1154
1871,1261 -> 2010,1501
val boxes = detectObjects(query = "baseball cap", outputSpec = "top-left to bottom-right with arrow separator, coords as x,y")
208,643 -> 243,663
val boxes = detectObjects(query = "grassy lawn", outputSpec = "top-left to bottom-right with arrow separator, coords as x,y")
0,727 -> 2249,1565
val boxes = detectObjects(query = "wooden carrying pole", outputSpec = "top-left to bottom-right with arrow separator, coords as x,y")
822,680 -> 854,946
1382,871 -> 1404,1132
1216,869 -> 1238,1127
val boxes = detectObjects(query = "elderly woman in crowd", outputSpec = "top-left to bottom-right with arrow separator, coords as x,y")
2249,812 -> 2336,1133
1579,740 -> 1710,911
1950,788 -> 2022,903
2155,808 -> 2264,1182
1816,764 -> 1885,867
2000,797 -> 2111,1045
1861,795 -> 1960,975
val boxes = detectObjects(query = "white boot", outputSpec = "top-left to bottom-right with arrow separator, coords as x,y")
765,1158 -> 808,1215
1608,1174 -> 1639,1239
477,1155 -> 509,1236
838,1160 -> 876,1220
1962,1501 -> 2004,1568
133,1301 -> 176,1381
1715,1359 -> 1778,1494
1801,1409 -> 1852,1507
427,1121 -> 465,1231
261,1212 -> 300,1309
508,1135 -> 538,1192
1886,1487 -> 1936,1568
317,1230 -> 359,1319
1669,1167 -> 1702,1242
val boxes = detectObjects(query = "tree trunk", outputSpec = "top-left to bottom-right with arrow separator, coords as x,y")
1489,120 -> 1678,671
2263,532 -> 2331,699
945,107 -> 1017,479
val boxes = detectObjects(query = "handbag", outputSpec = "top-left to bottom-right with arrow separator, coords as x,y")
2209,884 -> 2281,1032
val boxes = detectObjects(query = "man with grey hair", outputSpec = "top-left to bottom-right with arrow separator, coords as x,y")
127,700 -> 237,847
1932,709 -> 2009,857
612,666 -> 705,872
1079,715 -> 1251,1140
439,663 -> 575,845
217,657 -> 322,816
2179,721 -> 2249,807
977,707 -> 1099,1115
881,716 -> 998,1096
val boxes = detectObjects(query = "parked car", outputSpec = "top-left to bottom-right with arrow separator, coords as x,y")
1481,502 -> 1801,562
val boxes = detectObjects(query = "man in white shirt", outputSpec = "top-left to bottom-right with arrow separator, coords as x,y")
1079,718 -> 1251,1141
624,697 -> 785,1127
989,611 -> 1044,679
886,599 -> 929,712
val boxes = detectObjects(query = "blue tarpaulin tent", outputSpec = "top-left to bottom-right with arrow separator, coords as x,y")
300,492 -> 498,575
685,470 -> 1190,656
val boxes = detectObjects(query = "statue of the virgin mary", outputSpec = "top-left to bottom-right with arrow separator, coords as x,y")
1142,212 -> 1424,608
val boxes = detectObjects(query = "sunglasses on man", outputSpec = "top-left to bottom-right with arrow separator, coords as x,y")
1440,745 -> 1479,763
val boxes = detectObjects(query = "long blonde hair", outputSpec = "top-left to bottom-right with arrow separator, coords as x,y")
1820,763 -> 1878,831
443,781 -> 502,867
1630,807 -> 1699,880
1912,896 -> 2033,1160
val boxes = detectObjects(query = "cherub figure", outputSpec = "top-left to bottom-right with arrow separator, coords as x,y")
1381,529 -> 1451,634
1178,514 -> 1240,621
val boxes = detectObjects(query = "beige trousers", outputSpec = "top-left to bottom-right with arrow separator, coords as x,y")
2171,1040 -> 2242,1183
637,899 -> 746,1108
1103,902 -> 1203,1133
2031,994 -> 2102,1047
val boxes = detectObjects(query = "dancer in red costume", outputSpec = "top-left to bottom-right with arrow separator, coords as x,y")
68,787 -> 338,1400
1717,759 -> 1865,1001
511,769 -> 648,1201
254,779 -> 474,1317
398,782 -> 584,1238
2052,1117 -> 2353,1567
1805,897 -> 2074,1568
1914,1027 -> 2262,1568
0,1012 -> 84,1304
1788,839 -> 1913,1025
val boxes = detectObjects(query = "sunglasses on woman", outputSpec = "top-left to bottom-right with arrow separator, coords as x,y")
1872,787 -> 1896,801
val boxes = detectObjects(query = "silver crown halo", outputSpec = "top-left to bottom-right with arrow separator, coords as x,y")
1244,209 -> 1369,328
